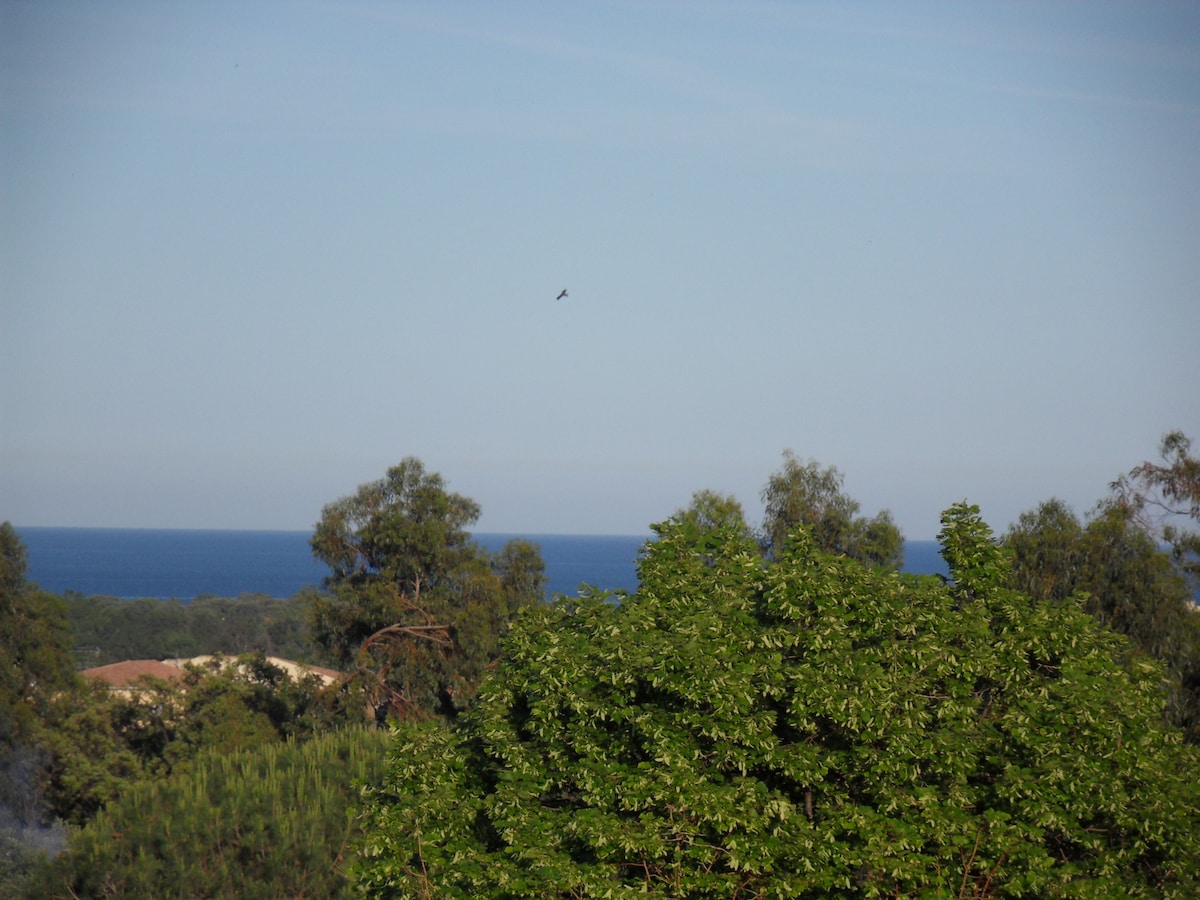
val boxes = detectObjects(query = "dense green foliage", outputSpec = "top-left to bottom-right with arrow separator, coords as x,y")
309,458 -> 546,721
760,450 -> 904,568
1,523 -> 375,896
355,504 -> 1200,898
32,727 -> 392,899
1,825 -> 61,900
65,590 -> 320,668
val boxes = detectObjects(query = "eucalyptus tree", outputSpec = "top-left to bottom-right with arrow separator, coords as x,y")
1004,432 -> 1200,742
1112,429 -> 1200,588
672,488 -> 753,539
1005,469 -> 1200,741
308,458 -> 545,721
759,451 -> 904,568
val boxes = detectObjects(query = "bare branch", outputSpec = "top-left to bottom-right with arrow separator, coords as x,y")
360,622 -> 452,650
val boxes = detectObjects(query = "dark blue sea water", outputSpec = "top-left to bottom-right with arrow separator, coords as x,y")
15,527 -> 947,602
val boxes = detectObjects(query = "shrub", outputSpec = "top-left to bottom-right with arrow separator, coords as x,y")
34,727 -> 391,899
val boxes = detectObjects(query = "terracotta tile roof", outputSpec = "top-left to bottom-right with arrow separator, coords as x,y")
81,659 -> 184,688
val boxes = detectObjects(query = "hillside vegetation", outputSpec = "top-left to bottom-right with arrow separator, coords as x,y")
2,434 -> 1198,897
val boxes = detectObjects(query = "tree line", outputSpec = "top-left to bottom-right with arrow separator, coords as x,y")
1,435 -> 1198,897
64,591 -> 319,668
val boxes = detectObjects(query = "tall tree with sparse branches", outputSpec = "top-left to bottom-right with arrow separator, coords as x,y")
1111,429 -> 1200,590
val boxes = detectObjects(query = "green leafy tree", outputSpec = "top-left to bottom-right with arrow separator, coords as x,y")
40,680 -> 146,826
0,522 -> 28,598
150,656 -> 318,771
759,451 -> 904,568
1003,498 -> 1084,603
355,504 -> 1200,898
491,538 -> 549,615
32,728 -> 393,899
309,458 -> 545,721
1005,432 -> 1200,742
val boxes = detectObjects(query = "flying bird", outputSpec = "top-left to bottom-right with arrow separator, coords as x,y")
556,289 -> 568,300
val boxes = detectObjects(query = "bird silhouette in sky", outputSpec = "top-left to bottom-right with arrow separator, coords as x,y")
556,289 -> 568,300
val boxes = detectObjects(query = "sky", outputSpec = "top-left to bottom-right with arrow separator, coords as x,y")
2,1 -> 1198,539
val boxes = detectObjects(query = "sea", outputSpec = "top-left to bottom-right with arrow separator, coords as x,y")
14,526 -> 948,602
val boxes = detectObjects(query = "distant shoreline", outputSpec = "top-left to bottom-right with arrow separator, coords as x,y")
18,527 -> 949,603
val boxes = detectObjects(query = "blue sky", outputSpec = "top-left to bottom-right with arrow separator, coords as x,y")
2,1 -> 1198,538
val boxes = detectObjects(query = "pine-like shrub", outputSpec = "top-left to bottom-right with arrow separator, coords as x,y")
32,727 -> 391,899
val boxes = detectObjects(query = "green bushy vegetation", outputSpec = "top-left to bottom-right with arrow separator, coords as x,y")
1003,431 -> 1200,742
355,504 -> 1200,897
38,652 -> 344,828
759,450 -> 905,567
2,459 -> 549,896
30,727 -> 392,899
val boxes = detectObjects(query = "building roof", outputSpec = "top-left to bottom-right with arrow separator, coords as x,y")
81,659 -> 184,688
266,657 -> 342,685
164,655 -> 342,686
82,655 -> 343,690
